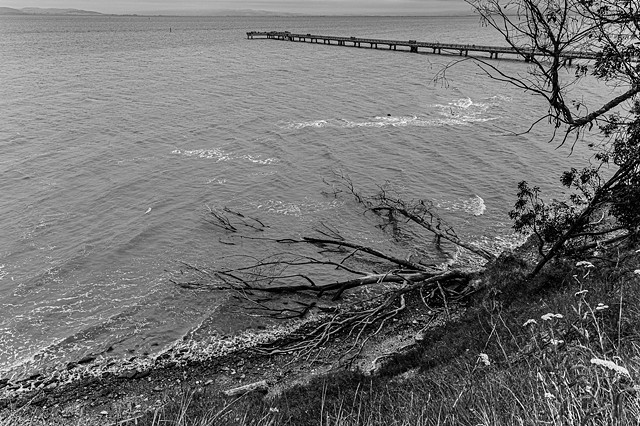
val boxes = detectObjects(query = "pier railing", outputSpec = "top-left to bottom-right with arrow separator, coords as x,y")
247,31 -> 599,63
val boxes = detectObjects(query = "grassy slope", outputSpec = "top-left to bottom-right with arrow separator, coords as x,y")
132,239 -> 640,426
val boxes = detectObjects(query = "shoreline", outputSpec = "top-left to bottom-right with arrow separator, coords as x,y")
0,247 -> 485,401
0,286 -> 461,423
0,309 -> 316,401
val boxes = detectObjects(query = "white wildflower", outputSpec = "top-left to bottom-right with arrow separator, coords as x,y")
269,407 -> 280,413
523,319 -> 537,327
576,261 -> 595,268
590,358 -> 630,377
548,339 -> 564,346
574,289 -> 588,297
596,303 -> 609,311
544,392 -> 555,400
477,353 -> 491,366
541,313 -> 564,321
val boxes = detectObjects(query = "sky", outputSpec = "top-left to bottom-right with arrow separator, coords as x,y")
0,0 -> 473,15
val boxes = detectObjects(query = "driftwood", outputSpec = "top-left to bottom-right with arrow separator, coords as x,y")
223,380 -> 269,397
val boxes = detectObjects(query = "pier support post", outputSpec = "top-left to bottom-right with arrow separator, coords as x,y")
246,32 -> 592,64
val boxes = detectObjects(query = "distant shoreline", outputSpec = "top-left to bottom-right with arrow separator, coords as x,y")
0,7 -> 477,18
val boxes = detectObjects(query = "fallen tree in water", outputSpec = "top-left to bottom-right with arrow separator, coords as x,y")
173,169 -> 637,363
172,177 -> 491,361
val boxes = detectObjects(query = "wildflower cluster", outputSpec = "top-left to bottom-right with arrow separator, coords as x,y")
590,358 -> 630,378
540,313 -> 563,321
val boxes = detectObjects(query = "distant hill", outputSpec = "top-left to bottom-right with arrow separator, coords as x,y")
0,7 -> 296,16
3,7 -> 103,15
0,7 -> 25,15
137,9 -> 299,16
206,9 -> 299,16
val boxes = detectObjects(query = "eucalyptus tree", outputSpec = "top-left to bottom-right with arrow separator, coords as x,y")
466,0 -> 640,276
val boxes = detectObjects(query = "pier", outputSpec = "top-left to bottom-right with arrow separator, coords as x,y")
246,31 -> 598,64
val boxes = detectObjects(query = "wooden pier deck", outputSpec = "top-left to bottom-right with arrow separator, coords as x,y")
246,31 -> 598,64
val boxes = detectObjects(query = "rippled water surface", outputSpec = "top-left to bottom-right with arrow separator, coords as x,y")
0,15 -> 604,378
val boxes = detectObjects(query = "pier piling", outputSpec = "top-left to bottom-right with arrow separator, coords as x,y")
246,31 -> 598,63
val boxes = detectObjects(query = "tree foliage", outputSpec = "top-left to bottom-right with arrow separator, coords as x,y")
468,0 -> 640,132
466,0 -> 640,276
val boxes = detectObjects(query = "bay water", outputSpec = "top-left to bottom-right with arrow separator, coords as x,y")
0,14 -> 603,378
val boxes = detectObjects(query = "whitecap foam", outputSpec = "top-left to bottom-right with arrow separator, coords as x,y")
277,120 -> 329,130
454,97 -> 474,109
484,232 -> 529,253
239,154 -> 279,165
206,178 -> 227,185
487,94 -> 513,102
429,97 -> 499,124
172,148 -> 232,162
435,195 -> 486,216
278,107 -> 498,130
172,148 -> 279,165
256,200 -> 302,216
453,232 -> 529,268
254,198 -> 344,217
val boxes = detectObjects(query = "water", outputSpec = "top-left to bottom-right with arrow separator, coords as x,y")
0,15 -> 604,379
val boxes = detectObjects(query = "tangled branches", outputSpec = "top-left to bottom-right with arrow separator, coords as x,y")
346,181 -> 497,262
173,179 -> 491,359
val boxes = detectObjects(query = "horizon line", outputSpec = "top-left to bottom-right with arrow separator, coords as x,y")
1,6 -> 477,18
